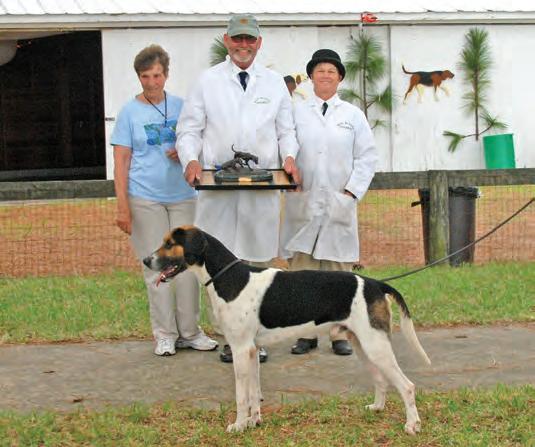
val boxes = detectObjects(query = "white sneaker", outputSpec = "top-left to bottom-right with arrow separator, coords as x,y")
176,332 -> 218,351
154,338 -> 176,356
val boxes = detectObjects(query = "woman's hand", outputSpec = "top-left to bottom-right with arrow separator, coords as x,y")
113,146 -> 133,234
165,148 -> 179,162
116,204 -> 132,235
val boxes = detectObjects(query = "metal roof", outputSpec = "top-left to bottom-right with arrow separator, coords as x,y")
1,0 -> 535,27
1,0 -> 535,15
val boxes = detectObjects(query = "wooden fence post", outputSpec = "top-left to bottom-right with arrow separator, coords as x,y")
428,170 -> 449,263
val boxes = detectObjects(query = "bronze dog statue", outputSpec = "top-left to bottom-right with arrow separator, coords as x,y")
220,145 -> 259,171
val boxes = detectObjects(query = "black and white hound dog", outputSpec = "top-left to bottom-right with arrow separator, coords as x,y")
143,225 -> 431,435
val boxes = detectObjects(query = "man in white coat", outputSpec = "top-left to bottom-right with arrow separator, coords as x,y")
280,49 -> 378,356
176,14 -> 300,363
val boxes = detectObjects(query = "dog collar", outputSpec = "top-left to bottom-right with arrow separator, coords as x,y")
204,259 -> 241,287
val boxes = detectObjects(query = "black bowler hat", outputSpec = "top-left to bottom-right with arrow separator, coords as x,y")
306,49 -> 346,80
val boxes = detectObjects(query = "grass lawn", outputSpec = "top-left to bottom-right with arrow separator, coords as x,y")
365,261 -> 535,327
1,264 -> 533,446
1,262 -> 534,344
0,385 -> 533,447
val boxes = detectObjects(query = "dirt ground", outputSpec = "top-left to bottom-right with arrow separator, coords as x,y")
1,324 -> 534,413
0,187 -> 533,277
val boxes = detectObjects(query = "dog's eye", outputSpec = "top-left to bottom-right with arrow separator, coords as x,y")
164,241 -> 173,249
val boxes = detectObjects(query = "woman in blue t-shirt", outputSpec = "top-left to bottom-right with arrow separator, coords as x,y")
111,45 -> 217,356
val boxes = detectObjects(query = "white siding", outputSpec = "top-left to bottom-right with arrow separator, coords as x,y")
2,1 -> 535,174
391,24 -> 535,170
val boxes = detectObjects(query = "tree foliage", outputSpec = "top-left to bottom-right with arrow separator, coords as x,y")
209,35 -> 228,66
443,28 -> 507,152
339,32 -> 392,130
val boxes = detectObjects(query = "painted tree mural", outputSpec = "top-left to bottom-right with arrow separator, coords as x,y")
443,27 -> 507,152
339,32 -> 392,130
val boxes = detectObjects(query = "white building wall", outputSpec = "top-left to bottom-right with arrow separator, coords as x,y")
102,23 -> 535,179
391,24 -> 535,171
508,25 -> 535,169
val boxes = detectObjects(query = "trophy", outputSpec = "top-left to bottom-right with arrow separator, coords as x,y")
195,146 -> 297,191
214,146 -> 273,183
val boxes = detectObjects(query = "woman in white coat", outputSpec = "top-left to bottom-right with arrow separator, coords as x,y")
281,49 -> 378,356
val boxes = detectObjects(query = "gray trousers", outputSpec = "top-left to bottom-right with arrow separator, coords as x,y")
289,252 -> 353,342
129,196 -> 200,342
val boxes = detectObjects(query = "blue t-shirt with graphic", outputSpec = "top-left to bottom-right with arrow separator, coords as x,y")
111,93 -> 196,203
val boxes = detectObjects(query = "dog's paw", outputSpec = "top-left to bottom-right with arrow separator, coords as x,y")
226,421 -> 247,433
365,403 -> 385,411
247,415 -> 262,428
227,416 -> 260,433
249,411 -> 262,427
404,419 -> 421,435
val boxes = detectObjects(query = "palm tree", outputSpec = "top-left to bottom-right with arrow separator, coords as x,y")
443,28 -> 506,152
209,35 -> 228,66
339,32 -> 392,130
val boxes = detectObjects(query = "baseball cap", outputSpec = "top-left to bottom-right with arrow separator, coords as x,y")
227,14 -> 260,38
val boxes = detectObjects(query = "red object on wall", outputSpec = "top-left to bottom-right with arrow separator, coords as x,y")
361,12 -> 378,23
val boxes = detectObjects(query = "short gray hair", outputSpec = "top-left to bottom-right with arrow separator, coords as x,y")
133,44 -> 170,76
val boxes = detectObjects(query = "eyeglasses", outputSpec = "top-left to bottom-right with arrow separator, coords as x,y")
230,35 -> 258,44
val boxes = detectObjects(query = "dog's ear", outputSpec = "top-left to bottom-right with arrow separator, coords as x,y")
170,227 -> 187,246
182,228 -> 208,266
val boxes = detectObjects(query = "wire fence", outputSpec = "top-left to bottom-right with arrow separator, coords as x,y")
360,185 -> 535,267
0,198 -> 137,277
0,177 -> 533,278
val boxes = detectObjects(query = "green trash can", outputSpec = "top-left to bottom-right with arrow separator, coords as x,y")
483,133 -> 515,169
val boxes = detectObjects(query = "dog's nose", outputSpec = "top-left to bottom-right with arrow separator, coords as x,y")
142,256 -> 152,268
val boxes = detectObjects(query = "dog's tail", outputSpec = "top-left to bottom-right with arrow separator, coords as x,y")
401,64 -> 414,75
380,282 -> 431,365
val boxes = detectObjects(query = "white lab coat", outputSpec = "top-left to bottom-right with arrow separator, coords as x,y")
280,94 -> 378,262
177,59 -> 299,262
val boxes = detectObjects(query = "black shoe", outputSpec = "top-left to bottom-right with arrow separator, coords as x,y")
259,347 -> 268,363
219,344 -> 233,363
331,340 -> 352,356
219,345 -> 268,363
291,338 -> 318,355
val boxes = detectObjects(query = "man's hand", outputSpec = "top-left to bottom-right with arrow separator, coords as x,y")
283,156 -> 301,187
184,160 -> 202,186
165,148 -> 179,162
